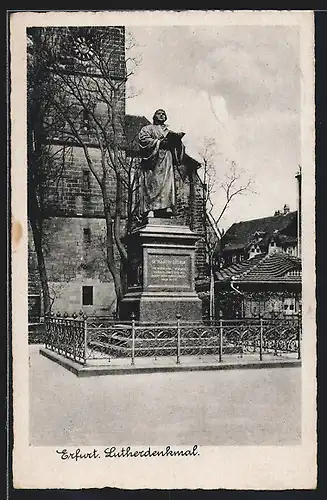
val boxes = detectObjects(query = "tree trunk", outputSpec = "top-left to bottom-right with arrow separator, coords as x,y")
113,171 -> 129,297
101,184 -> 123,314
209,254 -> 215,321
27,121 -> 51,317
29,215 -> 51,316
28,173 -> 51,316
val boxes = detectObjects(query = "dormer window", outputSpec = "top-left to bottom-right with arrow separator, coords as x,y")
253,231 -> 265,242
249,245 -> 259,259
268,238 -> 280,254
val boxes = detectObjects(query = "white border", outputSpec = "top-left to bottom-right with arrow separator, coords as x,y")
11,10 -> 316,490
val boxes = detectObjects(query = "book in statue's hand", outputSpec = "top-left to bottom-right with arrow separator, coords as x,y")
166,130 -> 185,146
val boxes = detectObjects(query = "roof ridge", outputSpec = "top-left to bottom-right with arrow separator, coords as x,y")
271,251 -> 301,264
230,211 -> 297,227
125,113 -> 150,120
215,250 -> 301,283
231,254 -> 267,280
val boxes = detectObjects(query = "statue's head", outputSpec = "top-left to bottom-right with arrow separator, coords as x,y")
153,109 -> 167,124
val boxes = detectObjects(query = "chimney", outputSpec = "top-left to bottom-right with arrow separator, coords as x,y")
295,166 -> 302,258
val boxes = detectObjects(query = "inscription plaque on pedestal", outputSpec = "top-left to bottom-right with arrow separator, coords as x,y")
147,254 -> 191,289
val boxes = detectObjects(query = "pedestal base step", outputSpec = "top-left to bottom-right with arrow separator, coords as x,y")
119,294 -> 202,322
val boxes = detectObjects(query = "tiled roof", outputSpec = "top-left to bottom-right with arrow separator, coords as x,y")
215,251 -> 301,284
215,255 -> 263,281
221,211 -> 297,252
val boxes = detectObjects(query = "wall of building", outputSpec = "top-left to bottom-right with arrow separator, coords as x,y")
189,174 -> 211,278
47,280 -> 116,316
243,295 -> 300,318
42,217 -> 111,281
45,144 -> 130,218
29,216 -> 119,316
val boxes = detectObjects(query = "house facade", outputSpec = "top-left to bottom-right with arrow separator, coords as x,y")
213,204 -> 301,319
219,206 -> 299,267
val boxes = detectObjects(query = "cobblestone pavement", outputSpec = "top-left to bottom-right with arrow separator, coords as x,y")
29,345 -> 301,446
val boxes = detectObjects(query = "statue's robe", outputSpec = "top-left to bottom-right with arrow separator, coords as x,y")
138,124 -> 184,213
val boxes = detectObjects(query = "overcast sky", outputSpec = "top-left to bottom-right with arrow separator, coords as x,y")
126,25 -> 301,232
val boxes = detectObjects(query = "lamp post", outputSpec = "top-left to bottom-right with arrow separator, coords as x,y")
295,167 -> 302,258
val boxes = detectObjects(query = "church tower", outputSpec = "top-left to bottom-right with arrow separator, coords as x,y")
28,27 -> 127,319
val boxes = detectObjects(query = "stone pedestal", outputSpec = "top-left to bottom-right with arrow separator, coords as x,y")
119,219 -> 202,322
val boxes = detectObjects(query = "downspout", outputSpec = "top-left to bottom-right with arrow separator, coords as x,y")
230,278 -> 245,296
230,278 -> 246,318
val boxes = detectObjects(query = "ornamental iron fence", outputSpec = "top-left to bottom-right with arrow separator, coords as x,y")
44,313 -> 301,366
44,315 -> 85,363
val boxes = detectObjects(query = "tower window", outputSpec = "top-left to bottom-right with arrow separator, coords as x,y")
82,170 -> 90,192
82,286 -> 93,306
83,227 -> 91,243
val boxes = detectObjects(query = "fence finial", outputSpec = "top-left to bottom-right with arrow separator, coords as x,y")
72,312 -> 78,319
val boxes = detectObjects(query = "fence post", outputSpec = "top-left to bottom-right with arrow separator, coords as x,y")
274,320 -> 278,356
219,317 -> 223,362
83,317 -> 88,365
64,318 -> 68,358
131,313 -> 135,366
297,316 -> 302,360
176,314 -> 181,365
44,315 -> 49,348
259,317 -> 263,361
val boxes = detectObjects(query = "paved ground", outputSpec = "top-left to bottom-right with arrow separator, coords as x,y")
29,345 -> 301,446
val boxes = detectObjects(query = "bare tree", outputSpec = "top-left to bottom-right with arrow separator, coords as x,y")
27,28 -> 74,316
38,27 -> 142,311
198,137 -> 255,319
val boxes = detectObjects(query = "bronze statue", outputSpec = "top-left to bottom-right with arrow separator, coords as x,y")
138,109 -> 185,218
